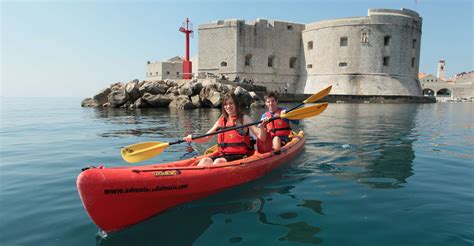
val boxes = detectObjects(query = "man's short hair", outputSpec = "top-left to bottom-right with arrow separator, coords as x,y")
265,92 -> 278,101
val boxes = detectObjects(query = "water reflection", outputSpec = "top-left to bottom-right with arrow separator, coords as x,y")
302,104 -> 419,189
90,107 -> 222,139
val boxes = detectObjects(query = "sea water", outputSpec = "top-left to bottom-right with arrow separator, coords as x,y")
0,97 -> 472,245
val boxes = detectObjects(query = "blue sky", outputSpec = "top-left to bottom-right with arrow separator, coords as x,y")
1,0 -> 472,98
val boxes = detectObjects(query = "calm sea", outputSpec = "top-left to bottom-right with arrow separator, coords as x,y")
0,97 -> 472,246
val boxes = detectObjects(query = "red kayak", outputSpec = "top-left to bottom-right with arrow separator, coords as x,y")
77,131 -> 305,232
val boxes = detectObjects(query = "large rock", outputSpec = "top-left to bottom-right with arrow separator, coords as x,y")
190,95 -> 201,108
199,86 -> 223,108
234,86 -> 253,108
93,87 -> 111,106
81,98 -> 97,107
217,83 -> 233,94
130,98 -> 148,108
249,91 -> 260,101
191,81 -> 203,95
250,101 -> 265,108
139,81 -> 168,95
125,80 -> 140,102
142,93 -> 172,107
178,84 -> 193,96
108,85 -> 129,108
166,86 -> 179,96
169,95 -> 195,109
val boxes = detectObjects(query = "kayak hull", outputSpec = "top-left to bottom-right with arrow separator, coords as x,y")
77,131 -> 305,232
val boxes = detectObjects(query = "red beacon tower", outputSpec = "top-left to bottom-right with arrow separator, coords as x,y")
179,18 -> 193,80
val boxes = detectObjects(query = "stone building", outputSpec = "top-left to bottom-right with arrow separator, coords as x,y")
146,56 -> 184,80
197,8 -> 423,96
420,60 -> 473,100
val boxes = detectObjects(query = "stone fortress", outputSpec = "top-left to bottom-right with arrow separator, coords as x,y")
148,8 -> 426,98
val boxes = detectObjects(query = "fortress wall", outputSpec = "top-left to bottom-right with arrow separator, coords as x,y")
198,20 -> 240,76
235,19 -> 305,92
301,8 -> 423,95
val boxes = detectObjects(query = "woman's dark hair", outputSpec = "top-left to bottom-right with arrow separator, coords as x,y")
221,93 -> 242,119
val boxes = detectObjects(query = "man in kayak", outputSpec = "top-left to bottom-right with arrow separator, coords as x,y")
259,92 -> 300,154
184,93 -> 269,166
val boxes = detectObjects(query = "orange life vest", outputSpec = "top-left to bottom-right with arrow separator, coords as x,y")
217,115 -> 254,156
266,108 -> 291,138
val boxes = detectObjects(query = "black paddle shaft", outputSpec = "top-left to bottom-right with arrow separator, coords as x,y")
170,116 -> 283,146
171,102 -> 306,146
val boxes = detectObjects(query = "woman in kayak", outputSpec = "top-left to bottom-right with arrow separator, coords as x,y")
184,93 -> 268,166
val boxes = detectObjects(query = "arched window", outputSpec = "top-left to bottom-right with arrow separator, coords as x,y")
220,61 -> 227,67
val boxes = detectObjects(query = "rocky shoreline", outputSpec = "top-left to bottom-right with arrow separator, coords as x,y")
81,79 -> 266,109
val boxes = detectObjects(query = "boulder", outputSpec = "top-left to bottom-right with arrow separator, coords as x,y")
190,95 -> 201,108
139,81 -> 168,95
125,80 -> 140,102
108,85 -> 129,108
249,91 -> 260,101
166,86 -> 179,96
169,95 -> 195,109
191,81 -> 203,95
199,86 -> 223,108
178,84 -> 193,96
250,101 -> 265,108
81,98 -> 97,107
234,86 -> 253,108
131,98 -> 148,108
142,93 -> 172,107
93,87 -> 111,105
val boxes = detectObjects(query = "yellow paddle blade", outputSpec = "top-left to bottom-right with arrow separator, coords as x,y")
303,85 -> 332,103
121,141 -> 170,163
281,103 -> 328,120
204,144 -> 218,155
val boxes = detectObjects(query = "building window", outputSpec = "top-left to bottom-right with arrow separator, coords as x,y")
177,72 -> 180,76
156,72 -> 158,75
166,71 -> 170,75
245,54 -> 252,66
149,72 -> 152,76
412,39 -> 417,48
339,62 -> 347,67
307,64 -> 312,68
411,58 -> 415,68
220,61 -> 227,67
383,56 -> 390,66
307,41 -> 313,50
289,57 -> 297,68
268,56 -> 274,67
287,25 -> 293,30
361,32 -> 369,43
340,37 -> 348,47
384,36 -> 391,46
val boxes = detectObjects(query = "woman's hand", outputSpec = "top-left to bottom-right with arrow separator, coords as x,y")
183,134 -> 193,143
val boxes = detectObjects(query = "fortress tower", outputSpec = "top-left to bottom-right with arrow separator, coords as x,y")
437,59 -> 446,80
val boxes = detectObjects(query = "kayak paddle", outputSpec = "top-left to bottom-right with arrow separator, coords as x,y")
286,85 -> 332,112
202,85 -> 332,154
121,103 -> 328,163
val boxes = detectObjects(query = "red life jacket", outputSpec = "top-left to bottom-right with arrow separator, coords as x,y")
266,108 -> 291,138
217,115 -> 254,156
